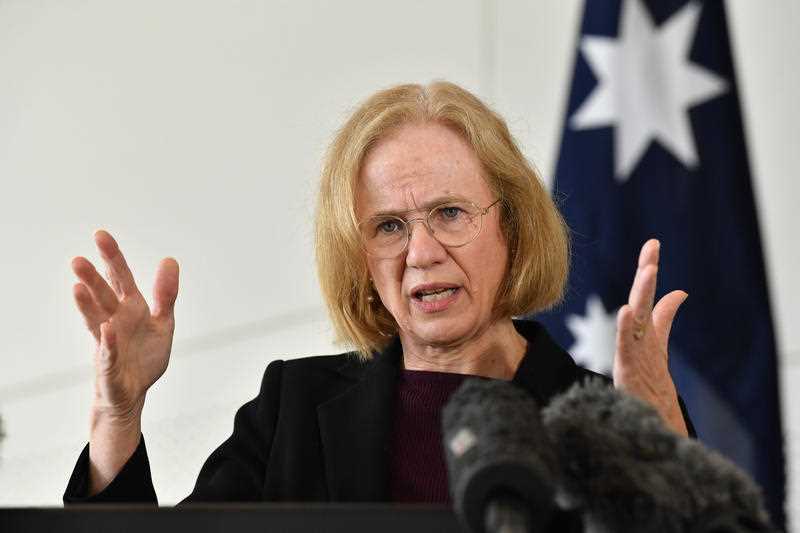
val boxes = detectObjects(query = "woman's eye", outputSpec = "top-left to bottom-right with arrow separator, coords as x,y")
377,220 -> 401,234
439,206 -> 463,219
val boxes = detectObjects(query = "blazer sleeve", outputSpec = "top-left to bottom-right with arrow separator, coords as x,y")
63,435 -> 158,504
63,359 -> 284,505
677,395 -> 697,438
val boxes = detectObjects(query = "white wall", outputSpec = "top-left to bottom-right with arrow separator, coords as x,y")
0,0 -> 797,524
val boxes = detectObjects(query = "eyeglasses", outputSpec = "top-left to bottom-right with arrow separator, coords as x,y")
358,198 -> 502,259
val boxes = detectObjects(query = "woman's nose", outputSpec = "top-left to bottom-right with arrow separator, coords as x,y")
405,219 -> 447,267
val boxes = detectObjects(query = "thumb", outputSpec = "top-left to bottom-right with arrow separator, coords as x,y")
97,322 -> 118,372
652,290 -> 688,344
152,257 -> 179,320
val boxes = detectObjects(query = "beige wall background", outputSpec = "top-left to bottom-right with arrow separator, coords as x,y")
0,0 -> 797,526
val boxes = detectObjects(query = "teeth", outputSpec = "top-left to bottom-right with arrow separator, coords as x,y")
419,288 -> 456,302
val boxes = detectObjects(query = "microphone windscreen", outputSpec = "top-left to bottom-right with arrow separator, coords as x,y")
542,378 -> 774,533
442,378 -> 558,532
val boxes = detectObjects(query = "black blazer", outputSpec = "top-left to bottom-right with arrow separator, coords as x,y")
64,320 -> 689,504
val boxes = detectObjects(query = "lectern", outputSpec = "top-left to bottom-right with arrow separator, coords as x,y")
1,504 -> 464,533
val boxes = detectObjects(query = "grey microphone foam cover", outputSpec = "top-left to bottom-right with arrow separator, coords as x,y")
442,378 -> 559,533
542,378 -> 774,533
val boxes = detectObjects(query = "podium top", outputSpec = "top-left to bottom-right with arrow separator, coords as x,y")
1,503 -> 464,533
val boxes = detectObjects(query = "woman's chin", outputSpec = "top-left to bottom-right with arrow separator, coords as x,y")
402,315 -> 477,349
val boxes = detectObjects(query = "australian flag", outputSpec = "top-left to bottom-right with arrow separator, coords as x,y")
536,0 -> 785,527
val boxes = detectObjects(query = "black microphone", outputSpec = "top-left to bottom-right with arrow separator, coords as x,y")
541,378 -> 776,533
442,378 -> 560,533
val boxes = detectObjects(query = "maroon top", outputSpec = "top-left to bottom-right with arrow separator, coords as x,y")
388,369 -> 469,503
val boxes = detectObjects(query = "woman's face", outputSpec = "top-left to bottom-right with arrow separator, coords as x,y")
356,122 -> 509,349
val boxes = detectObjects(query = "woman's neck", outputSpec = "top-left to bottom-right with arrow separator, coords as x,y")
399,318 -> 528,380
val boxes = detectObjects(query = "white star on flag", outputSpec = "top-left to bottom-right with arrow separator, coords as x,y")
570,0 -> 728,181
566,294 -> 618,375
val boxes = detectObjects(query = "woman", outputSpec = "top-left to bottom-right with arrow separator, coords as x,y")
64,81 -> 690,504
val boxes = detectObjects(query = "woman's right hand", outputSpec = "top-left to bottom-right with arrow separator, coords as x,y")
71,230 -> 179,493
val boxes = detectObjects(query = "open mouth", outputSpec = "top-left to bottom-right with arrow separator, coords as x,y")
413,287 -> 459,302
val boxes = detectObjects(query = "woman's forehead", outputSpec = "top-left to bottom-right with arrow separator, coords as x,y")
356,123 -> 491,215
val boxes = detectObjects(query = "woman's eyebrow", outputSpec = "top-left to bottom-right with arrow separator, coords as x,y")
370,195 -> 466,218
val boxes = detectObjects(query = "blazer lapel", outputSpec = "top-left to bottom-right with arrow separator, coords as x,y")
317,339 -> 402,501
511,319 -> 596,406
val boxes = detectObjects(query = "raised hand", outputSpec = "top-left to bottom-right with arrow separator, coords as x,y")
613,239 -> 688,436
71,230 -> 179,493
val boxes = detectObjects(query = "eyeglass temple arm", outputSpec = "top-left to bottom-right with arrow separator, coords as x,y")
479,197 -> 502,215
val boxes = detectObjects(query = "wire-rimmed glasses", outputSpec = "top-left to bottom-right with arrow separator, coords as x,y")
358,198 -> 502,259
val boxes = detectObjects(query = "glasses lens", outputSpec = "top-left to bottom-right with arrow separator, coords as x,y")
428,202 -> 481,246
360,216 -> 407,257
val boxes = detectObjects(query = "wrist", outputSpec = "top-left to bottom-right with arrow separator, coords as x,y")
90,396 -> 145,429
88,404 -> 144,496
653,385 -> 688,437
89,397 -> 145,450
616,377 -> 688,436
90,410 -> 141,438
660,394 -> 689,437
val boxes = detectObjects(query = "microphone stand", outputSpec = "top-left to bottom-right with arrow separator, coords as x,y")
484,495 -> 533,533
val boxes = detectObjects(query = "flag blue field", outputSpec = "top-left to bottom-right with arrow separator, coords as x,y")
535,0 -> 785,527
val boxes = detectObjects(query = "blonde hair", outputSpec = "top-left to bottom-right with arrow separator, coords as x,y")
315,81 -> 569,357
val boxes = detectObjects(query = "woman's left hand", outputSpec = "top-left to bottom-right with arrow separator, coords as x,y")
614,239 -> 689,436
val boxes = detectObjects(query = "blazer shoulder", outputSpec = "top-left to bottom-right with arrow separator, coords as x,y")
279,350 -> 369,377
262,351 -> 372,404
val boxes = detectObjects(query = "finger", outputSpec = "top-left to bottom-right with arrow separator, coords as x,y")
628,262 -> 657,326
638,238 -> 660,270
152,257 -> 179,320
652,290 -> 688,344
615,304 -> 637,357
94,230 -> 139,298
614,304 -> 639,385
73,283 -> 107,342
72,256 -> 119,315
627,239 -> 660,320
